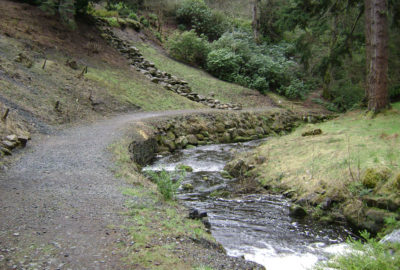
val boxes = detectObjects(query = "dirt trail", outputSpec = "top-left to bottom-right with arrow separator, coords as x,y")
0,109 -> 223,270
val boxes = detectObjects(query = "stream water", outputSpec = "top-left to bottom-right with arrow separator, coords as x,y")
145,140 -> 353,270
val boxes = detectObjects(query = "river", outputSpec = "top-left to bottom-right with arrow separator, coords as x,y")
145,140 -> 353,270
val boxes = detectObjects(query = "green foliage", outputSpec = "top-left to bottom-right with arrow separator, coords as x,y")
140,16 -> 150,27
128,12 -> 138,20
206,48 -> 241,81
318,231 -> 400,270
206,31 -> 304,97
89,7 -> 118,18
146,169 -> 181,200
176,0 -> 228,40
167,30 -> 210,67
279,79 -> 310,100
104,17 -> 120,28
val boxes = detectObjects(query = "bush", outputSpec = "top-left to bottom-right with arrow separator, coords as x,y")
176,0 -> 227,40
206,48 -> 242,81
105,17 -> 120,28
146,169 -> 181,201
107,2 -> 131,17
128,12 -> 138,20
167,30 -> 210,67
279,79 -> 310,99
140,15 -> 149,27
330,79 -> 365,111
206,31 -> 302,97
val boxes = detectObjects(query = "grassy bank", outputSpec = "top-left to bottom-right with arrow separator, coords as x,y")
232,103 -> 400,233
129,41 -> 274,108
109,138 -> 215,269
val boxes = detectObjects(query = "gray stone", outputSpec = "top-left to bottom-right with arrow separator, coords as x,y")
380,229 -> 400,244
1,140 -> 17,149
0,147 -> 12,156
186,134 -> 198,145
128,138 -> 158,166
6,135 -> 18,142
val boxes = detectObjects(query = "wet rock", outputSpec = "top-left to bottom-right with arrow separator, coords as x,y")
289,204 -> 307,219
224,159 -> 249,178
189,208 -> 207,219
182,183 -> 194,191
175,136 -> 188,148
177,164 -> 193,172
186,134 -> 198,145
202,217 -> 211,229
128,138 -> 158,166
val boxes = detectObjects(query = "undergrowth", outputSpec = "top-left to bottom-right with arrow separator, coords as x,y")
316,231 -> 400,270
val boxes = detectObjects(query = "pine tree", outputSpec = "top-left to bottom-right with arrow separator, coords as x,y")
365,0 -> 390,112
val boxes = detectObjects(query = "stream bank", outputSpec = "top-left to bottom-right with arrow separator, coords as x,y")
128,109 -> 330,166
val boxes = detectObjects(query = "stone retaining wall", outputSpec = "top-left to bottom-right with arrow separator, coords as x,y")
127,109 -> 321,166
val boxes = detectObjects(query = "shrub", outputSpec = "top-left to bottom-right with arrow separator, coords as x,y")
105,17 -> 120,28
206,48 -> 242,81
176,0 -> 227,40
140,16 -> 149,27
279,79 -> 309,99
128,12 -> 138,20
167,30 -> 210,67
146,169 -> 181,201
148,13 -> 158,26
106,2 -> 132,17
206,31 -> 302,97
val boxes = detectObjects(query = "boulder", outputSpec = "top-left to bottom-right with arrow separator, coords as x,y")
186,134 -> 198,145
175,136 -> 188,148
189,208 -> 207,219
289,205 -> 307,219
17,135 -> 30,147
1,140 -> 18,149
6,135 -> 18,142
380,229 -> 400,244
128,137 -> 158,166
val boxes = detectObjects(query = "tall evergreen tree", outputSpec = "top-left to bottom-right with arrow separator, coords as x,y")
365,0 -> 390,111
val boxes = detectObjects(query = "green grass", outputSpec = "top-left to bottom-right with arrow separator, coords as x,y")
109,138 -> 216,269
316,231 -> 400,270
129,42 -> 269,107
251,104 -> 400,202
86,66 -> 204,111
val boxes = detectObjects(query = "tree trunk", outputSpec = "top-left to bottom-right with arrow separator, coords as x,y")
252,0 -> 261,43
365,0 -> 389,112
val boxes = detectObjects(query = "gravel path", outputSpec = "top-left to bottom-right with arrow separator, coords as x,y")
0,109 -> 222,270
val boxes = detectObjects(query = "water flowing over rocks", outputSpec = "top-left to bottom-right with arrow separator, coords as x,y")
95,19 -> 242,110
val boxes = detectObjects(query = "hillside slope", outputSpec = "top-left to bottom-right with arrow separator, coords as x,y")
0,0 -> 206,140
